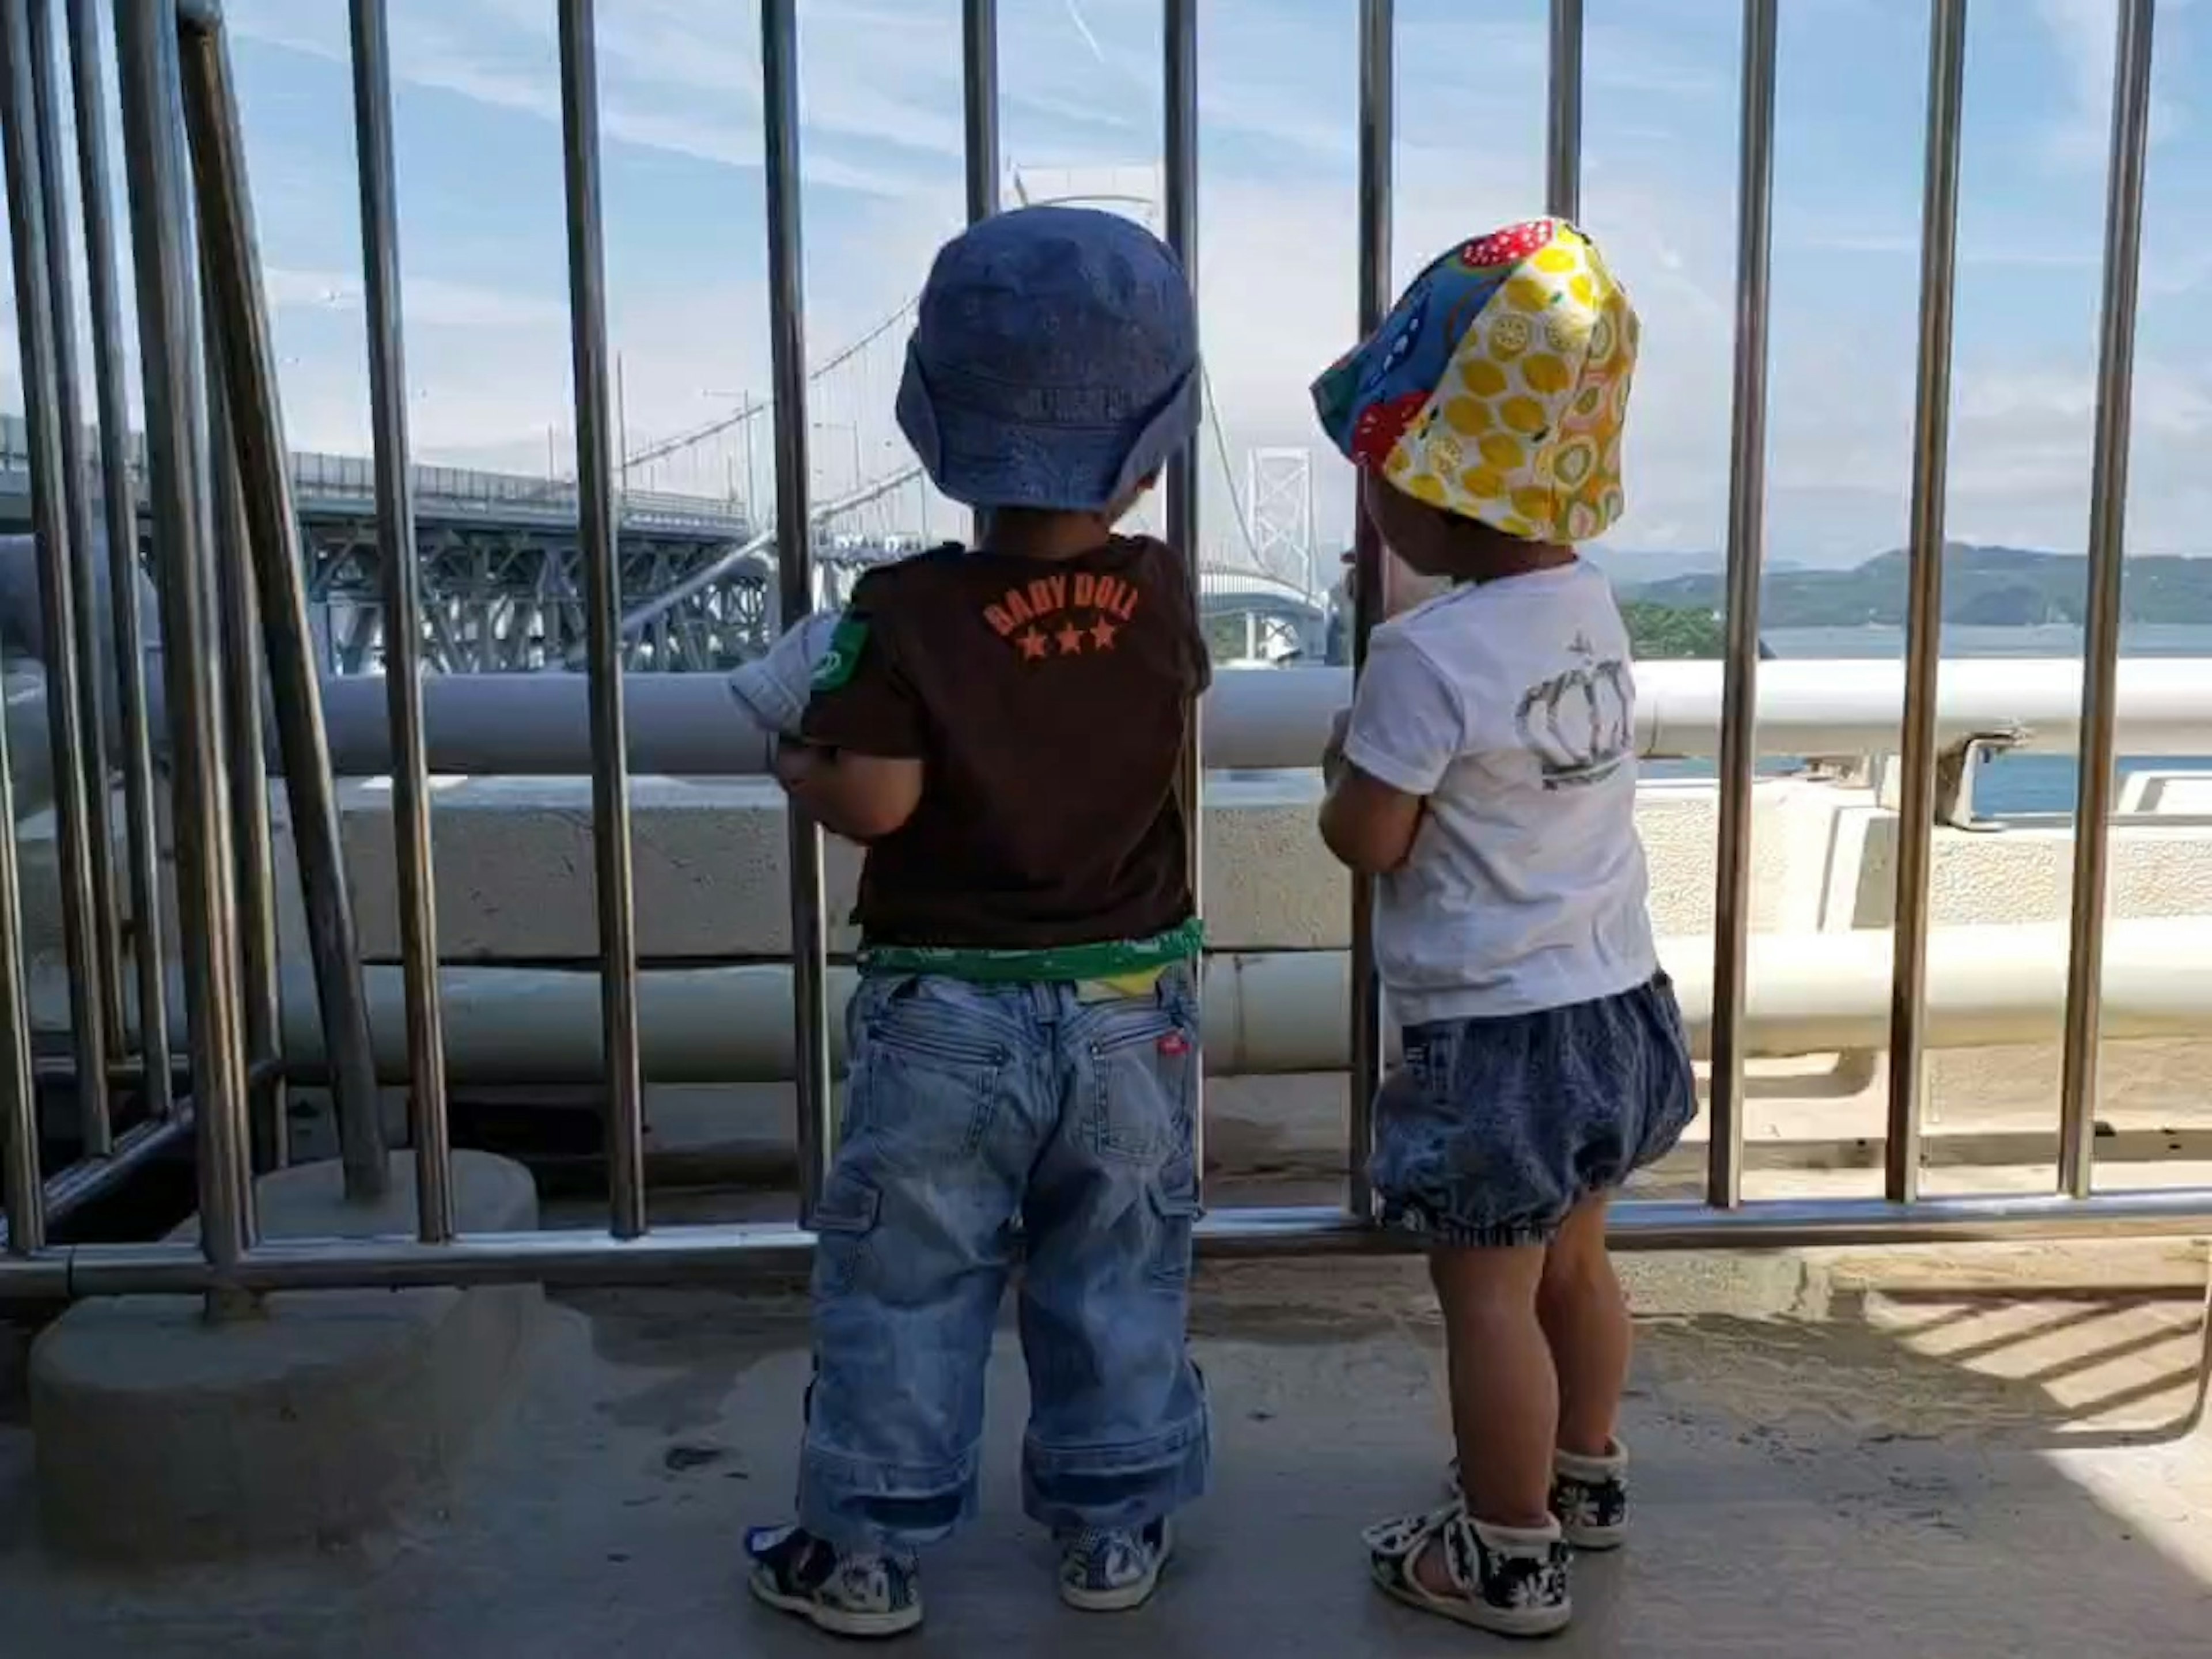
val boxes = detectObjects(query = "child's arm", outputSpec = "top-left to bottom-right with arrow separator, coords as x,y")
786,582 -> 927,843
1318,755 -> 1424,874
774,740 -> 923,844
1316,631 -> 1465,876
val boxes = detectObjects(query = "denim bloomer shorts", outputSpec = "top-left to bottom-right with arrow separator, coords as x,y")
1370,974 -> 1698,1248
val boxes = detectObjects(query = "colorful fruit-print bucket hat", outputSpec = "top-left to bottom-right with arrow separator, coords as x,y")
1310,219 -> 1639,544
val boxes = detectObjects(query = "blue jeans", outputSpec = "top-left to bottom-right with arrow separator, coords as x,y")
798,968 -> 1210,1554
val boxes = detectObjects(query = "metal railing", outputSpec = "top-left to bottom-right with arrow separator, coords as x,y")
0,0 -> 2203,1308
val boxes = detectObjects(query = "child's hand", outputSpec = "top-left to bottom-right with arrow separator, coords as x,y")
771,736 -> 823,791
1322,707 -> 1353,787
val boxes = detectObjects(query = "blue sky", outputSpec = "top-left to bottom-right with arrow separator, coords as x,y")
7,0 -> 2209,566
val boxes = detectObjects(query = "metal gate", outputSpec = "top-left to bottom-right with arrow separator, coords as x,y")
0,0 -> 2203,1308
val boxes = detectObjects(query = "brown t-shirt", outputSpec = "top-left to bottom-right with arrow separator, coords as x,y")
801,536 -> 1211,949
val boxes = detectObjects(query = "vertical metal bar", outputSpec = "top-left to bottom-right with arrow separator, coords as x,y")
0,484 -> 36,1247
1163,0 -> 1203,1200
761,0 -> 830,1222
349,0 -> 453,1243
615,351 -> 629,499
203,289 -> 286,1175
556,0 -> 646,1238
2059,0 -> 2157,1202
1884,0 -> 1970,1207
0,757 -> 35,1249
1,0 -> 113,1161
962,0 -> 998,225
113,0 -> 252,1281
1546,0 -> 1584,222
1347,0 -> 1393,1223
961,0 -> 998,549
177,11 -> 391,1203
1706,0 -> 1779,1211
69,0 -> 173,1124
28,0 -> 124,1078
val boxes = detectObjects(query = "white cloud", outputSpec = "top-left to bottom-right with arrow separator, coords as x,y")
224,0 -> 958,199
263,266 -> 570,331
2035,0 -> 2194,169
5,0 -> 2198,569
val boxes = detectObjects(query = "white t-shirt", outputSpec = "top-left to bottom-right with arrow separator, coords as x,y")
1340,560 -> 1658,1025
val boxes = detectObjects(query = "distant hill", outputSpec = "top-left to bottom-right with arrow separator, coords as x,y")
1619,544 -> 2212,628
1589,549 -> 1807,585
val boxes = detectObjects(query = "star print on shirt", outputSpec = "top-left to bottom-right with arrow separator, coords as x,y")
983,569 -> 1145,665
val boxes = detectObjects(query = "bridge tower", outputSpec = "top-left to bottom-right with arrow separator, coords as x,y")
1245,446 -> 1316,598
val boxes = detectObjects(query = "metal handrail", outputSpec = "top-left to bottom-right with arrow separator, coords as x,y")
0,0 -> 2200,1301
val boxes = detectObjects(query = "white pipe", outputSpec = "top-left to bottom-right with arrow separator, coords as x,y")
1636,655 -> 2212,761
296,658 -> 2212,779
259,916 -> 2212,1084
9,576 -> 2212,782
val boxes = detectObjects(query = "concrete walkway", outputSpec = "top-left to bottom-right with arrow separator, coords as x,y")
5,1252 -> 2209,1657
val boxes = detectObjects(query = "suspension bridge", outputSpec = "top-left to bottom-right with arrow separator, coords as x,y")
0,297 -> 1328,675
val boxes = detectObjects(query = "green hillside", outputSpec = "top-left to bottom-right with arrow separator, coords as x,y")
1622,601 -> 1729,659
1619,544 -> 2212,628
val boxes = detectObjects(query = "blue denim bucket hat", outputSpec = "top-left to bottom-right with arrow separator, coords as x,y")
896,204 -> 1200,513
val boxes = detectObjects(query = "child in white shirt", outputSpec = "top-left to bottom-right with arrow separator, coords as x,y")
1310,218 -> 1696,1638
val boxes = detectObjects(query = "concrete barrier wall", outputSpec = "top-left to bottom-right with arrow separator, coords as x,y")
12,766 -> 2212,1012
323,773 -> 2212,962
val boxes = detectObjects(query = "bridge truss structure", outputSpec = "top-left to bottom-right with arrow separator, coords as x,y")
2,277 -> 1327,675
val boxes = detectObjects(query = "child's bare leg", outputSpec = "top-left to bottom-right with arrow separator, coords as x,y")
1432,1244 -> 1554,1527
1539,1194 -> 1630,1458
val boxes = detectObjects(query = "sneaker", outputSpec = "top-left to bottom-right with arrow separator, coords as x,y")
1365,1501 -> 1571,1638
1057,1517 -> 1174,1612
1444,1441 -> 1630,1551
1550,1442 -> 1628,1551
745,1524 -> 923,1639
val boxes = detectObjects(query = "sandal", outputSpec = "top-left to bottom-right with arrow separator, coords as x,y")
1364,1498 -> 1571,1638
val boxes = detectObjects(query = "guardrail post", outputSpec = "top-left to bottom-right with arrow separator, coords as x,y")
26,0 -> 126,1088
759,0 -> 834,1224
113,0 -> 256,1294
68,0 -> 175,1126
555,0 -> 648,1238
1884,0 -> 1971,1205
349,0 -> 454,1243
203,278 -> 287,1175
2059,0 -> 2158,1200
1346,0 -> 1393,1222
1707,0 -> 1781,1210
2,0 -> 115,1162
179,6 -> 390,1203
1546,0 -> 1583,221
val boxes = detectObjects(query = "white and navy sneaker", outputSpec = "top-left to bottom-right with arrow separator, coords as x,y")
1365,1500 -> 1572,1638
1056,1517 -> 1174,1612
746,1524 -> 923,1639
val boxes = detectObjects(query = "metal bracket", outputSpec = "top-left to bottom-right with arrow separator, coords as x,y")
1935,725 -> 2027,831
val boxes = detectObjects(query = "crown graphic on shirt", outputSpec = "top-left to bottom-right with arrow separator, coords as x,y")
1514,647 -> 1632,792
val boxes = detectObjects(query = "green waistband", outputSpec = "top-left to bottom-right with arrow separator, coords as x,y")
855,916 -> 1204,984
